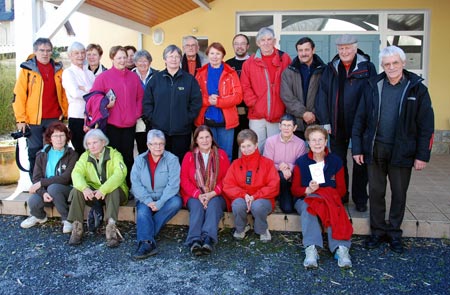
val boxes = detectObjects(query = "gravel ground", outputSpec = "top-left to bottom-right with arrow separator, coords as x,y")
0,215 -> 448,295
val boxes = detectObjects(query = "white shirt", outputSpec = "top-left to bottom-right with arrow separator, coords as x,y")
62,64 -> 96,118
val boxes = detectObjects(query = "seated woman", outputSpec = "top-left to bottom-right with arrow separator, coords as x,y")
20,121 -> 78,233
223,129 -> 279,242
263,113 -> 307,213
68,129 -> 128,248
181,125 -> 230,256
291,125 -> 353,269
131,129 -> 182,260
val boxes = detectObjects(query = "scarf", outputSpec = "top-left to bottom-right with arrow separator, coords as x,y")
194,146 -> 219,193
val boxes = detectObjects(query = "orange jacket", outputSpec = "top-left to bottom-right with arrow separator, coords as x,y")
194,62 -> 242,129
13,55 -> 68,124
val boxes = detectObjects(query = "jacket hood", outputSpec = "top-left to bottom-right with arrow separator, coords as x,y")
331,48 -> 371,71
20,54 -> 64,73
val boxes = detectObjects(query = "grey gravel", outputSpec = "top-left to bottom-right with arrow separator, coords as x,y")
0,215 -> 448,295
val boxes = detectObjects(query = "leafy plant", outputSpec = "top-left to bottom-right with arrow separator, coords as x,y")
0,62 -> 16,134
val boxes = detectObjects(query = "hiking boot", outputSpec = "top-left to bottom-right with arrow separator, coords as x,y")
105,219 -> 120,248
201,236 -> 213,255
20,215 -> 48,229
190,240 -> 203,256
87,202 -> 104,233
304,245 -> 319,269
335,246 -> 352,268
62,220 -> 73,234
233,224 -> 251,240
260,229 -> 271,243
132,240 -> 158,260
69,221 -> 83,246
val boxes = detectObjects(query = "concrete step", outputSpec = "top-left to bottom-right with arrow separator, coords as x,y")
1,192 -> 448,239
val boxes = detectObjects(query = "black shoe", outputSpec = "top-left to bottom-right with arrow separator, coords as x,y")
355,204 -> 368,212
201,236 -> 213,255
389,237 -> 404,254
365,234 -> 384,249
190,240 -> 203,256
133,241 -> 158,260
87,201 -> 104,233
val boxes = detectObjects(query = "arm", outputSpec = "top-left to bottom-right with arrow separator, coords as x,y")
155,154 -> 181,210
40,149 -> 78,188
291,165 -> 307,197
252,160 -> 280,201
213,150 -> 231,196
280,70 -> 307,118
188,78 -> 203,122
241,61 -> 258,108
314,69 -> 331,126
130,156 -> 154,205
351,85 -> 369,158
135,76 -> 144,120
71,158 -> 90,192
222,162 -> 247,201
12,69 -> 30,124
262,137 -> 278,170
62,69 -> 89,103
180,152 -> 202,199
98,150 -> 127,196
414,86 -> 435,163
216,70 -> 243,109
142,79 -> 155,123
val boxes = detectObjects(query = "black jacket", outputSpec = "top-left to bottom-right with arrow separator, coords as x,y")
142,68 -> 202,136
352,70 -> 434,167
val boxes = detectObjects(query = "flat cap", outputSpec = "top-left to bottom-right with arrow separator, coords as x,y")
335,34 -> 357,45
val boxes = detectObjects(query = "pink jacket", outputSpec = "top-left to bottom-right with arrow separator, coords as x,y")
90,66 -> 143,128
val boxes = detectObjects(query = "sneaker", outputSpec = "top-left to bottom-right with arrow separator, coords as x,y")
335,246 -> 352,268
87,202 -> 104,233
190,240 -> 203,256
105,219 -> 120,248
132,241 -> 158,260
62,220 -> 73,234
20,216 -> 48,229
304,245 -> 319,269
201,236 -> 213,255
69,220 -> 83,246
233,224 -> 251,240
260,229 -> 271,243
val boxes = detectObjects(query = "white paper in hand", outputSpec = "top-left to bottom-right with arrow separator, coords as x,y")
309,161 -> 325,184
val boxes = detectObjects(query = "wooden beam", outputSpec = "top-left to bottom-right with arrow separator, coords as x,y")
192,0 -> 210,11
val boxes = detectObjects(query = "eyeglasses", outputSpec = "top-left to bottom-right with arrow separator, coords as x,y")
51,134 -> 66,139
280,123 -> 295,129
149,142 -> 165,147
233,42 -> 248,46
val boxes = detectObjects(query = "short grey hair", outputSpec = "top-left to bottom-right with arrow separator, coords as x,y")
33,38 -> 53,52
68,41 -> 86,54
256,27 -> 275,43
163,45 -> 182,60
182,35 -> 198,47
134,49 -> 152,63
379,45 -> 407,64
83,129 -> 109,150
147,129 -> 166,144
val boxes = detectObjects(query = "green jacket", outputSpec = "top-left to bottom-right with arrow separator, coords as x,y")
71,146 -> 128,203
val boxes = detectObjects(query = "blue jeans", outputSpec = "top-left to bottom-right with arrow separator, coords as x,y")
185,196 -> 226,245
136,195 -> 182,244
232,198 -> 272,235
210,127 -> 234,162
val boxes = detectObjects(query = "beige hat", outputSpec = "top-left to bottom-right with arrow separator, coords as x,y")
335,34 -> 357,45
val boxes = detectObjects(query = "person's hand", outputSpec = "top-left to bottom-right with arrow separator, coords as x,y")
106,100 -> 115,109
16,122 -> 27,133
93,190 -> 105,200
353,155 -> 364,165
281,169 -> 292,180
43,192 -> 53,202
208,94 -> 218,106
306,180 -> 319,195
78,85 -> 87,92
303,112 -> 316,124
82,188 -> 95,201
245,194 -> 253,212
148,202 -> 158,212
278,162 -> 289,171
29,181 -> 41,194
414,159 -> 427,171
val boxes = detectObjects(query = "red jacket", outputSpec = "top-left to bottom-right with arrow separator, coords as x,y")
180,148 -> 230,207
223,149 -> 279,211
195,62 -> 242,129
241,48 -> 291,123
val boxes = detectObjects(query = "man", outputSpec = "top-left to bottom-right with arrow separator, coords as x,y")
13,37 -> 68,177
181,35 -> 207,76
241,27 -> 291,152
142,44 -> 202,162
352,46 -> 434,254
226,33 -> 251,159
315,34 -> 377,211
281,37 -> 326,140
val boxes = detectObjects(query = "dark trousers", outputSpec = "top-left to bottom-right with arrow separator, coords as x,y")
135,132 -> 148,155
68,118 -> 85,157
28,118 -> 59,178
368,142 -> 412,238
329,135 -> 368,205
164,133 -> 192,164
278,171 -> 295,213
232,113 -> 249,160
106,124 -> 136,187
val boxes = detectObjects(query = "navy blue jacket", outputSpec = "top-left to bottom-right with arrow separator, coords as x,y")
351,70 -> 434,167
142,68 -> 202,136
315,49 -> 377,136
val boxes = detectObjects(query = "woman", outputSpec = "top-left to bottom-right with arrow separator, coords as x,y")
223,129 -> 279,242
89,45 -> 144,187
131,129 -> 182,260
86,43 -> 107,77
67,129 -> 128,248
20,122 -> 78,233
62,41 -> 95,156
181,125 -> 230,256
132,49 -> 157,154
195,42 -> 242,162
291,125 -> 353,269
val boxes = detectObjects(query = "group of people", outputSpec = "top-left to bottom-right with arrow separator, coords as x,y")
12,26 -> 434,269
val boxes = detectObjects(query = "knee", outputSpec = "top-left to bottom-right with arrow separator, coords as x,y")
167,195 -> 182,211
232,198 -> 246,213
188,198 -> 203,211
136,201 -> 151,218
27,194 -> 41,209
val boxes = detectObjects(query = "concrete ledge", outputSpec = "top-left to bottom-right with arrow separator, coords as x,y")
1,192 -> 449,238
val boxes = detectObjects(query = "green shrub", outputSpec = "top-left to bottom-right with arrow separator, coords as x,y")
0,63 -> 16,134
